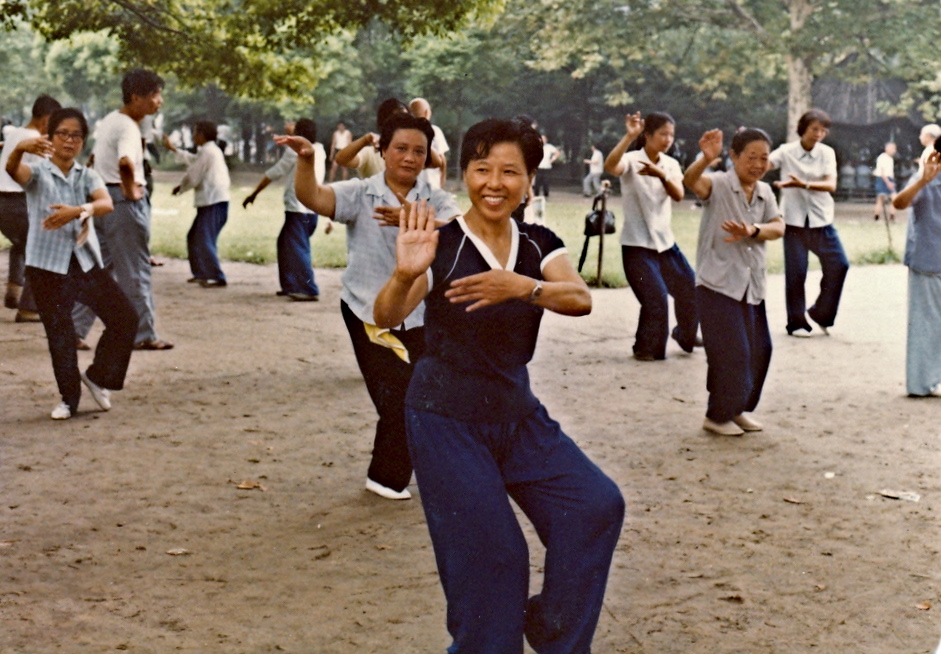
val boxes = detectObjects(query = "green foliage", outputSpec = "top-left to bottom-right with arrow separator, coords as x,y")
5,0 -> 505,100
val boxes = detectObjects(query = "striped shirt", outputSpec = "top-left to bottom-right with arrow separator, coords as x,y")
24,158 -> 105,274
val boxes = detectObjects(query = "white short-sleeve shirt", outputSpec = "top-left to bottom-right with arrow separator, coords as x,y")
768,140 -> 837,228
617,149 -> 683,252
92,111 -> 145,185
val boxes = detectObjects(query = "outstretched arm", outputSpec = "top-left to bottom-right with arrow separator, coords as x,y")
5,136 -> 51,185
684,130 -> 722,200
275,135 -> 337,218
895,152 -> 941,209
604,112 -> 644,176
373,200 -> 437,328
334,133 -> 377,169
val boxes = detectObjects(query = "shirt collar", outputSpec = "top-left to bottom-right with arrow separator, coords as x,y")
363,171 -> 432,204
44,157 -> 83,182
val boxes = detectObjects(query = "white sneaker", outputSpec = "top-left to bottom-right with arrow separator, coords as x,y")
365,478 -> 412,500
703,417 -> 745,436
929,383 -> 941,398
732,413 -> 763,432
789,328 -> 812,338
51,402 -> 72,420
80,370 -> 111,411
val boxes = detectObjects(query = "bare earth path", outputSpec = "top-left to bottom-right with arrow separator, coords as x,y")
0,248 -> 938,653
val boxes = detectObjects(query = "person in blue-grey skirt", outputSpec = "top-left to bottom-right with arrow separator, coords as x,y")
892,144 -> 941,397
374,118 -> 624,654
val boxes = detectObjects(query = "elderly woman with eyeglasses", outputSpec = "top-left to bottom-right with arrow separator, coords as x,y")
5,107 -> 137,420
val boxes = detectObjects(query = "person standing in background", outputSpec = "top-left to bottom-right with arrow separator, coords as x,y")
582,143 -> 604,197
73,68 -> 173,350
243,118 -> 328,301
328,121 -> 352,182
892,146 -> 941,397
409,98 -> 449,190
916,124 -> 940,176
0,94 -> 62,322
873,141 -> 897,221
533,134 -> 559,198
164,120 -> 231,288
767,108 -> 848,338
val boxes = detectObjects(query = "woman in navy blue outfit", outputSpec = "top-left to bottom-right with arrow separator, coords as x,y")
374,118 -> 624,654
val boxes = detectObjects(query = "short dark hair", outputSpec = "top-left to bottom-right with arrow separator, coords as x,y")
32,94 -> 61,120
122,69 -> 164,105
376,98 -> 409,131
378,113 -> 434,167
48,108 -> 89,142
797,109 -> 832,136
294,118 -> 317,143
461,118 -> 543,174
730,127 -> 771,155
194,120 -> 218,142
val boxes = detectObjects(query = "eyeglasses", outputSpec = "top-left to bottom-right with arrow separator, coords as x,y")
53,131 -> 84,141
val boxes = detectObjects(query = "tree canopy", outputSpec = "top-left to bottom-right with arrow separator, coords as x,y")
1,0 -> 504,98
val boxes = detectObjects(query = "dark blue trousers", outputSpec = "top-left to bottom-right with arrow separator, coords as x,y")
276,211 -> 319,295
697,286 -> 772,423
783,223 -> 849,333
622,244 -> 699,358
187,201 -> 228,283
406,404 -> 624,654
27,258 -> 137,414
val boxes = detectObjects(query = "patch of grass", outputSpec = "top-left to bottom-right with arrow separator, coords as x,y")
1,178 -> 907,289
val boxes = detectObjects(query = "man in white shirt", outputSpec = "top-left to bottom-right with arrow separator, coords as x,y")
534,134 -> 560,198
409,98 -> 449,189
873,141 -> 897,221
328,121 -> 352,182
74,69 -> 173,350
165,121 -> 230,287
0,94 -> 61,321
582,144 -> 604,196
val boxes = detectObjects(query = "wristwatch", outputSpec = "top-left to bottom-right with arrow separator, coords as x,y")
528,279 -> 543,303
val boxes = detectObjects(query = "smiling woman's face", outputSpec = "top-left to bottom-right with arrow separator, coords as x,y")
463,141 -> 529,223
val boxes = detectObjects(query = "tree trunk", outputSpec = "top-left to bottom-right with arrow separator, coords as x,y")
786,52 -> 812,140
785,0 -> 814,140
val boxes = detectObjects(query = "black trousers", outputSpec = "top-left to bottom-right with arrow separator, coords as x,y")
27,258 -> 137,413
340,300 -> 425,491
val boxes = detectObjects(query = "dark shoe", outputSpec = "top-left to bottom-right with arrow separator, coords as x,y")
14,310 -> 41,323
76,337 -> 91,351
199,279 -> 227,288
276,290 -> 288,296
4,283 -> 21,309
134,339 -> 174,350
186,277 -> 206,284
150,257 -> 165,267
633,352 -> 658,362
288,292 -> 319,302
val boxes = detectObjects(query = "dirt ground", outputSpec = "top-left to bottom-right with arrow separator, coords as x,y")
1,210 -> 939,654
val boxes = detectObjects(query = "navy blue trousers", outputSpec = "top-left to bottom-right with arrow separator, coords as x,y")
697,286 -> 772,423
622,244 -> 699,358
783,223 -> 849,333
407,404 -> 624,654
187,201 -> 228,283
277,211 -> 319,295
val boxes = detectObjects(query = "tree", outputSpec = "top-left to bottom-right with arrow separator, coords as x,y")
2,0 -> 504,100
509,0 -> 941,137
